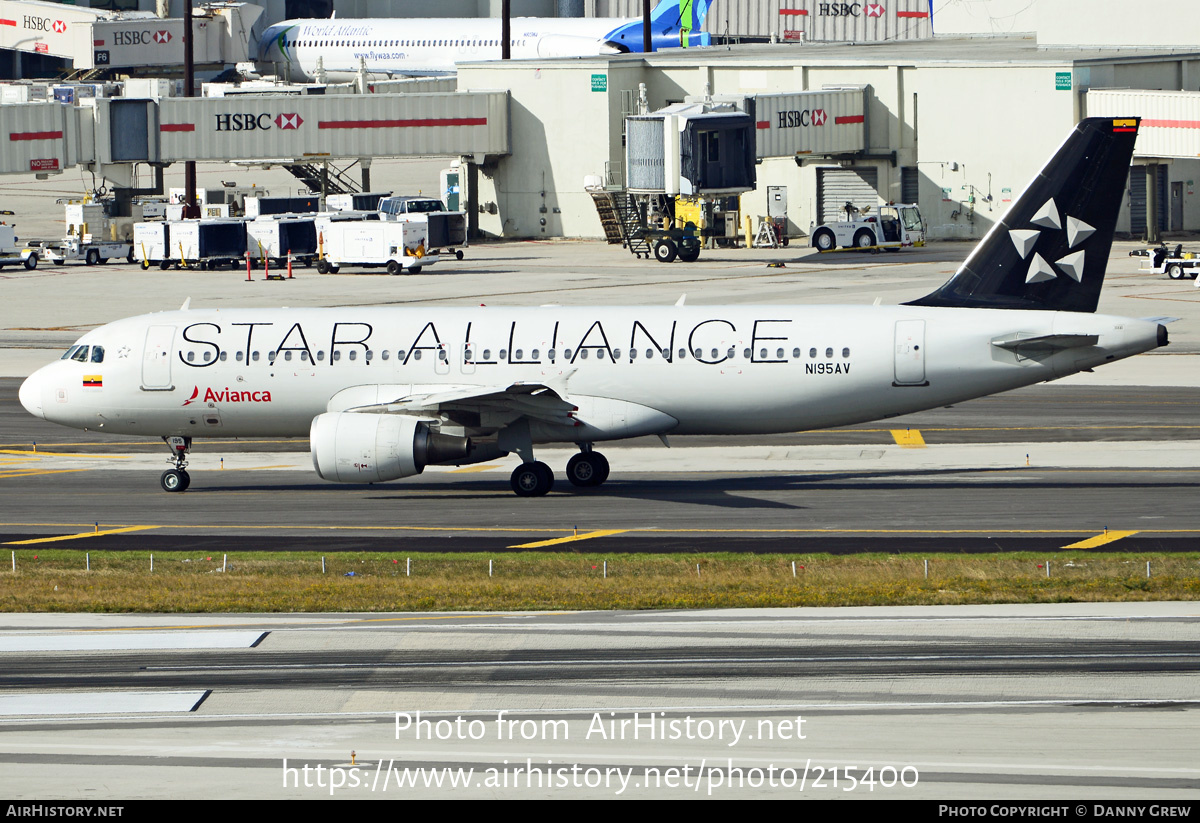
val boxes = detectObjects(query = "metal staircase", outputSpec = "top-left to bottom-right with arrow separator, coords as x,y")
283,162 -> 361,196
588,189 -> 651,258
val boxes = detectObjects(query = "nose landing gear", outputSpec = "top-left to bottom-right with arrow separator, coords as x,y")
160,435 -> 192,492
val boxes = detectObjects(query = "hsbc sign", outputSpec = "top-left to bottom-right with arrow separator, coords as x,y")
777,109 -> 828,128
214,113 -> 305,131
114,30 -> 172,45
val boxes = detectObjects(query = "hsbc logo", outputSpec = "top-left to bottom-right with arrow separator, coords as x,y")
865,3 -> 885,17
22,16 -> 53,32
215,113 -> 304,132
52,20 -> 66,33
115,30 -> 172,45
776,108 -> 827,128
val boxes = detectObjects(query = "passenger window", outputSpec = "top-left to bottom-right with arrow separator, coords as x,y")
349,351 -> 357,361
252,351 -> 260,362
531,349 -> 539,359
438,350 -> 447,361
236,351 -> 244,362
187,352 -> 195,362
499,349 -> 507,360
743,348 -> 751,358
317,351 -> 325,361
301,351 -> 309,362
580,350 -> 589,360
678,349 -> 687,359
793,348 -> 801,358
564,349 -> 573,359
219,352 -> 227,362
284,351 -> 292,361
90,346 -> 104,363
710,349 -> 718,359
515,349 -> 523,359
727,348 -> 735,359
826,347 -> 834,358
777,348 -> 785,359
414,350 -> 422,360
843,347 -> 851,357
381,350 -> 390,361
597,349 -> 606,360
630,349 -> 638,360
203,351 -> 212,362
809,348 -> 817,358
333,351 -> 341,361
481,349 -> 490,359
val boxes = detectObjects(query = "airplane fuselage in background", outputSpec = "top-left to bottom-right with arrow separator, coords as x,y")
20,304 -> 1162,442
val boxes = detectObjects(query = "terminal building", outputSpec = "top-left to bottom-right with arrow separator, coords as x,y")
2,0 -> 1200,243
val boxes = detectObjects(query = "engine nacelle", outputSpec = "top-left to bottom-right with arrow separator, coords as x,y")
310,412 -> 469,483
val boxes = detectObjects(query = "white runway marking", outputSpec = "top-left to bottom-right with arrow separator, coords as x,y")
0,630 -> 266,652
0,690 -> 208,716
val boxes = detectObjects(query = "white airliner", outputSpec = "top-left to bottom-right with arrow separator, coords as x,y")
255,0 -> 713,80
19,118 -> 1167,497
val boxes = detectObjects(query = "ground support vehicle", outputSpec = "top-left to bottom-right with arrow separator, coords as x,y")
0,225 -> 42,270
810,203 -> 926,252
134,219 -> 249,270
36,237 -> 133,266
1131,243 -> 1200,279
317,220 -> 436,274
378,196 -> 467,260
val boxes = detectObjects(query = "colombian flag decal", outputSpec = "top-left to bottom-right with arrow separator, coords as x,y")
1112,119 -> 1137,132
83,375 -> 102,387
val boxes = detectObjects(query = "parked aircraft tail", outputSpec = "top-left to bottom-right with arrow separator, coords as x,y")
603,0 -> 714,52
908,117 -> 1139,313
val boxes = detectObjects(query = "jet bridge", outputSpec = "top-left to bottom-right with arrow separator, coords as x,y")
0,0 -> 261,73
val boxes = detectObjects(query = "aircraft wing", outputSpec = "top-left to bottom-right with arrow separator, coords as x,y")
329,380 -> 579,428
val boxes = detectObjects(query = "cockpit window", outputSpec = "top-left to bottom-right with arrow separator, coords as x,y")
61,345 -> 82,360
90,346 -> 104,363
71,346 -> 89,363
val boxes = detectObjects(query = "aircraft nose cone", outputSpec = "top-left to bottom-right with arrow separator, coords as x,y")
18,371 -> 44,419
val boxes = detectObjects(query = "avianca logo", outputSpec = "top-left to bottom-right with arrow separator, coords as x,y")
183,386 -> 273,406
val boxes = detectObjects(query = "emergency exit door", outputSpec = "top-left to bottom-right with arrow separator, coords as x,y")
894,320 -> 927,386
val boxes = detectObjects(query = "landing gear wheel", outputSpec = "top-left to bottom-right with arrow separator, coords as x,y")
387,260 -> 401,275
854,229 -> 876,249
566,452 -> 610,487
813,229 -> 836,251
677,243 -> 701,263
23,254 -> 37,270
654,238 -> 678,263
85,248 -> 99,266
510,461 -> 554,497
1168,263 -> 1185,280
160,469 -> 190,493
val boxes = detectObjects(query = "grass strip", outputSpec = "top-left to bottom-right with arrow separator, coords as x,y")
0,550 -> 1197,612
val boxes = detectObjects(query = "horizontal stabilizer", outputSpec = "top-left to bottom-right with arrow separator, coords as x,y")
991,333 -> 1099,352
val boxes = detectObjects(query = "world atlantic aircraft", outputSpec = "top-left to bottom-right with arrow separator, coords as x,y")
19,118 -> 1168,497
256,0 -> 714,81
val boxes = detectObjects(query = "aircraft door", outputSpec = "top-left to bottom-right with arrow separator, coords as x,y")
436,343 -> 451,375
893,320 -> 927,386
141,325 -> 175,390
461,343 -> 476,375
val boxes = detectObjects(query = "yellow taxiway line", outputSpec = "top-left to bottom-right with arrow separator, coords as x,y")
890,429 -> 926,447
4,525 -> 160,545
1061,530 -> 1140,549
510,529 -> 631,549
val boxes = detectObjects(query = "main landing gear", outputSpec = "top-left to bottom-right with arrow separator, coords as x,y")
160,435 -> 192,493
509,444 -> 610,497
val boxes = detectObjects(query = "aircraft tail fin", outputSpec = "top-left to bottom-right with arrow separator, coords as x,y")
604,0 -> 714,52
906,117 -> 1139,313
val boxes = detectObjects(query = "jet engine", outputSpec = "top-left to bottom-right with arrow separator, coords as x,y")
310,412 -> 470,483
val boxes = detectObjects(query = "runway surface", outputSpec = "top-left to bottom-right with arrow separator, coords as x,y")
0,606 -> 1196,799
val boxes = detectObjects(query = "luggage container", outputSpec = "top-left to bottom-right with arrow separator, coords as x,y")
326,192 -> 392,212
167,219 -> 249,270
134,221 -> 171,269
317,220 -> 436,274
247,216 -> 319,268
245,196 -> 319,218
